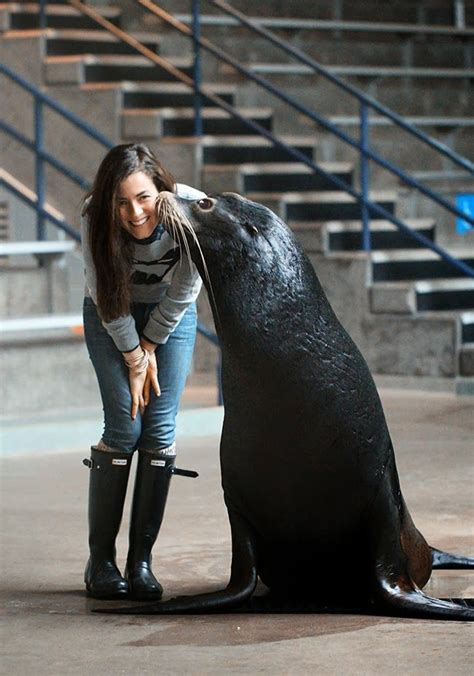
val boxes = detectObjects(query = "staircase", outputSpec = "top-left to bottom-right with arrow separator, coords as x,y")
1,0 -> 473,417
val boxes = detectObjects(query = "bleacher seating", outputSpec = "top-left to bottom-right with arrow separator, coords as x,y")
1,0 -> 473,415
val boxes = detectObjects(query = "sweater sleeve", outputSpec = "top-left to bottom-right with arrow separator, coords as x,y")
81,209 -> 140,353
141,183 -> 206,344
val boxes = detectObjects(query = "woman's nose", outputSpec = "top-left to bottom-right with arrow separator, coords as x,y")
129,201 -> 143,219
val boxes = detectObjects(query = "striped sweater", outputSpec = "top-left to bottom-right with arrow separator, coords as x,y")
81,183 -> 205,352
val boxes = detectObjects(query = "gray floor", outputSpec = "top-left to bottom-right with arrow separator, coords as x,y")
1,387 -> 473,675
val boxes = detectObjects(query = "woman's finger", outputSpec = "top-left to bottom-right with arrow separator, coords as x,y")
143,375 -> 151,406
131,395 -> 138,420
152,372 -> 161,397
139,394 -> 145,416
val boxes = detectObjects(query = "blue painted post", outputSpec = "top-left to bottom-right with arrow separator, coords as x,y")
192,0 -> 203,136
360,102 -> 371,252
39,0 -> 47,30
34,96 -> 46,241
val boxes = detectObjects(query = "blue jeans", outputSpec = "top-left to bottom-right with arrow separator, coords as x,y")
83,297 -> 197,454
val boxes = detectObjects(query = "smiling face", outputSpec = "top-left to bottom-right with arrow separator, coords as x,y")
117,171 -> 160,239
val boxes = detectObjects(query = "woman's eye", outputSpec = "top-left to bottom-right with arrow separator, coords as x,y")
198,198 -> 213,210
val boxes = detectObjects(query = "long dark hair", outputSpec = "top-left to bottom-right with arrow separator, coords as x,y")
83,144 -> 175,322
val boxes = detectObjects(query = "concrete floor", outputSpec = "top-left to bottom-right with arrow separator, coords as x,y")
1,387 -> 473,675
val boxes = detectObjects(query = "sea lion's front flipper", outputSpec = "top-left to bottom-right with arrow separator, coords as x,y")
431,547 -> 474,569
94,510 -> 258,615
369,457 -> 474,621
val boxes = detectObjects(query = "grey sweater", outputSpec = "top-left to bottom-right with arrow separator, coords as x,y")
81,183 -> 205,352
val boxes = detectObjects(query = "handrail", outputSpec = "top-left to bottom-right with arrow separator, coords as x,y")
173,15 -> 474,36
0,65 -> 115,149
0,171 -> 81,241
133,0 -> 473,224
64,0 -> 474,276
0,63 -> 221,388
0,62 -> 112,238
209,0 -> 473,174
0,119 -> 91,190
5,0 -> 471,281
122,0 -> 473,278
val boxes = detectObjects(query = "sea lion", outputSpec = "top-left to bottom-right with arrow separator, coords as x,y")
100,192 -> 473,620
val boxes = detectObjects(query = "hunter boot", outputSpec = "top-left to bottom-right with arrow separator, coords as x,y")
125,448 -> 176,601
83,446 -> 132,599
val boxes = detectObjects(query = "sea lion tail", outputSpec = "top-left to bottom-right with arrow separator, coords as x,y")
369,455 -> 473,621
93,584 -> 256,615
431,547 -> 474,569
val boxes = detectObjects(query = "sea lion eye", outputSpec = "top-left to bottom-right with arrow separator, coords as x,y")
244,223 -> 259,236
197,198 -> 214,210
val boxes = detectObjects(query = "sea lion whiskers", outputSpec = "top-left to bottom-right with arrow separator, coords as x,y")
155,193 -> 218,320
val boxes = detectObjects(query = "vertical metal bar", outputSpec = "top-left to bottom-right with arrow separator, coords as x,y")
34,96 -> 46,241
360,102 -> 371,252
192,0 -> 203,136
454,0 -> 466,29
39,0 -> 47,30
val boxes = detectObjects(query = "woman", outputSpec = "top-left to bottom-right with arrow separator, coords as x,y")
81,143 -> 205,600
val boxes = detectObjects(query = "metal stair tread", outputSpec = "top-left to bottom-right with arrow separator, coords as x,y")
368,301 -> 469,321
414,278 -> 474,293
1,3 -> 122,17
80,81 -> 237,95
119,81 -> 236,94
0,313 -> 83,333
246,190 -> 396,203
173,14 -> 474,37
43,28 -> 162,42
0,169 -> 66,223
330,115 -> 474,128
204,161 -> 353,174
45,54 -> 192,67
461,311 -> 474,324
122,106 -> 273,119
325,218 -> 434,233
200,135 -> 317,147
248,63 -> 474,78
0,240 -> 76,256
372,279 -> 474,293
372,248 -> 474,262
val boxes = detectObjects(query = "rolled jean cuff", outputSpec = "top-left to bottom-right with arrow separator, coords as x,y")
96,439 -> 131,454
139,441 -> 176,456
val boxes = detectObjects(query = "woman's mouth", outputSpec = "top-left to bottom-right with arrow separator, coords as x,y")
130,216 -> 149,227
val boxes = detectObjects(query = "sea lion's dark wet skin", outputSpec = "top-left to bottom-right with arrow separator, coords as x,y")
98,193 -> 473,620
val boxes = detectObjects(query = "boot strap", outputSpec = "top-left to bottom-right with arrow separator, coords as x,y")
150,460 -> 198,478
83,457 -> 129,470
170,466 -> 199,478
144,452 -> 198,478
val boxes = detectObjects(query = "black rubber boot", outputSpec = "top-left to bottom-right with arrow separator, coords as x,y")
83,446 -> 132,599
125,449 -> 176,601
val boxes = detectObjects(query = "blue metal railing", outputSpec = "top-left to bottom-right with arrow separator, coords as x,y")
209,0 -> 472,173
0,63 -> 222,399
2,0 -> 473,395
127,0 -> 474,278
0,64 -> 113,238
0,171 -> 81,242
